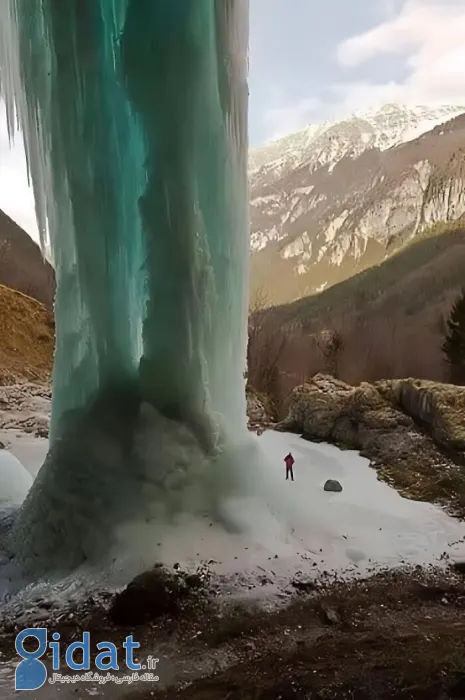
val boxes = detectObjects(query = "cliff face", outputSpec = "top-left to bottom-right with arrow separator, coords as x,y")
249,105 -> 465,305
0,208 -> 54,308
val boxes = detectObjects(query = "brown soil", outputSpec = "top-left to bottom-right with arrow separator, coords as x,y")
2,567 -> 463,700
117,569 -> 465,700
0,283 -> 53,384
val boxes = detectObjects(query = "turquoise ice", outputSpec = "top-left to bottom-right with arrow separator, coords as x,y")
0,0 -> 250,574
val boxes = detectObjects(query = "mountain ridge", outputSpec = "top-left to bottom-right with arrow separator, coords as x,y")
249,103 -> 465,186
249,103 -> 465,306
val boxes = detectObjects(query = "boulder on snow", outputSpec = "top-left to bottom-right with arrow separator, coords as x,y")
109,565 -> 206,627
324,479 -> 343,493
109,566 -> 186,626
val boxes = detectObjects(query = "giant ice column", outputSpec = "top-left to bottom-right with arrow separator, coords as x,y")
0,0 -> 250,574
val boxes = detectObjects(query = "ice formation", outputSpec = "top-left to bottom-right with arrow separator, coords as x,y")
0,451 -> 32,508
0,0 -> 251,575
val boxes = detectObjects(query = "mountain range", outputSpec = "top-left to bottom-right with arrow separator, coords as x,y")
1,102 -> 465,317
249,103 -> 465,305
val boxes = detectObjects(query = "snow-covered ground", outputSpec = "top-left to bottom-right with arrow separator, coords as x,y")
256,431 -> 465,574
0,382 -> 49,479
0,428 -> 465,699
1,428 -> 464,589
0,430 -> 47,478
136,430 -> 465,589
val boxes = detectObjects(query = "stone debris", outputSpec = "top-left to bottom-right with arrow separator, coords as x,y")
0,383 -> 51,438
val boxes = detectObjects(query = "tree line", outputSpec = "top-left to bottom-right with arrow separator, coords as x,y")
247,287 -> 465,417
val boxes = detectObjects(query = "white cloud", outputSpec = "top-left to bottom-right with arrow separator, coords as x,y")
0,102 -> 38,241
263,97 -> 322,140
378,0 -> 405,20
3,1 -> 465,191
327,81 -> 404,118
258,0 -> 465,142
336,0 -> 465,108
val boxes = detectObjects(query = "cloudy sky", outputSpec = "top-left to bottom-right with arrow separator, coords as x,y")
2,0 -> 465,239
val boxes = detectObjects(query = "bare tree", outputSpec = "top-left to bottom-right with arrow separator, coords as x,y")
249,285 -> 272,314
247,286 -> 272,378
247,287 -> 288,405
316,328 -> 344,378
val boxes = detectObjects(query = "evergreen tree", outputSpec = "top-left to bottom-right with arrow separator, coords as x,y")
442,289 -> 465,385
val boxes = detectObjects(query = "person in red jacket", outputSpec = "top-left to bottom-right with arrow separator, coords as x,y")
284,452 -> 295,481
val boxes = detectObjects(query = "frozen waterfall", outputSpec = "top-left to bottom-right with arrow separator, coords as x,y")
0,0 -> 251,575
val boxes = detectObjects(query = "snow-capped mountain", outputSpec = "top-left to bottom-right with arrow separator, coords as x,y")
248,104 -> 465,306
249,104 -> 465,190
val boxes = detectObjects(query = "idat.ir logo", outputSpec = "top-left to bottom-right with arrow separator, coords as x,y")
15,628 -> 155,690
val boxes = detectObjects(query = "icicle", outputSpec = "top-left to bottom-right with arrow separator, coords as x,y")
0,0 -> 250,575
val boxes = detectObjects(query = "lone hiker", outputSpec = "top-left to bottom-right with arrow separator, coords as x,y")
284,452 -> 295,481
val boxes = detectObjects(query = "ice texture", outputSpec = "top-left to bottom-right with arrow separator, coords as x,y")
0,0 -> 250,575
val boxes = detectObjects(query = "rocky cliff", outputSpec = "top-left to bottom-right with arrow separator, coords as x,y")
249,104 -> 465,305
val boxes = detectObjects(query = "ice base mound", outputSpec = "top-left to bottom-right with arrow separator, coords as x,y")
7,395 -> 275,578
0,450 -> 32,508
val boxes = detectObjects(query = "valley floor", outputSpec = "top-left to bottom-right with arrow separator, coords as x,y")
1,382 -> 465,699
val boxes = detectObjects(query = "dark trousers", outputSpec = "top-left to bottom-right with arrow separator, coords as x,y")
286,466 -> 294,481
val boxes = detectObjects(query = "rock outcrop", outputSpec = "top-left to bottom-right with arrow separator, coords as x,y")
276,375 -> 414,453
0,383 -> 51,438
376,379 -> 465,452
276,374 -> 465,516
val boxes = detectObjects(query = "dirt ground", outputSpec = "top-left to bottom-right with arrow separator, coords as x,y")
1,567 -> 465,699
121,568 -> 465,700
